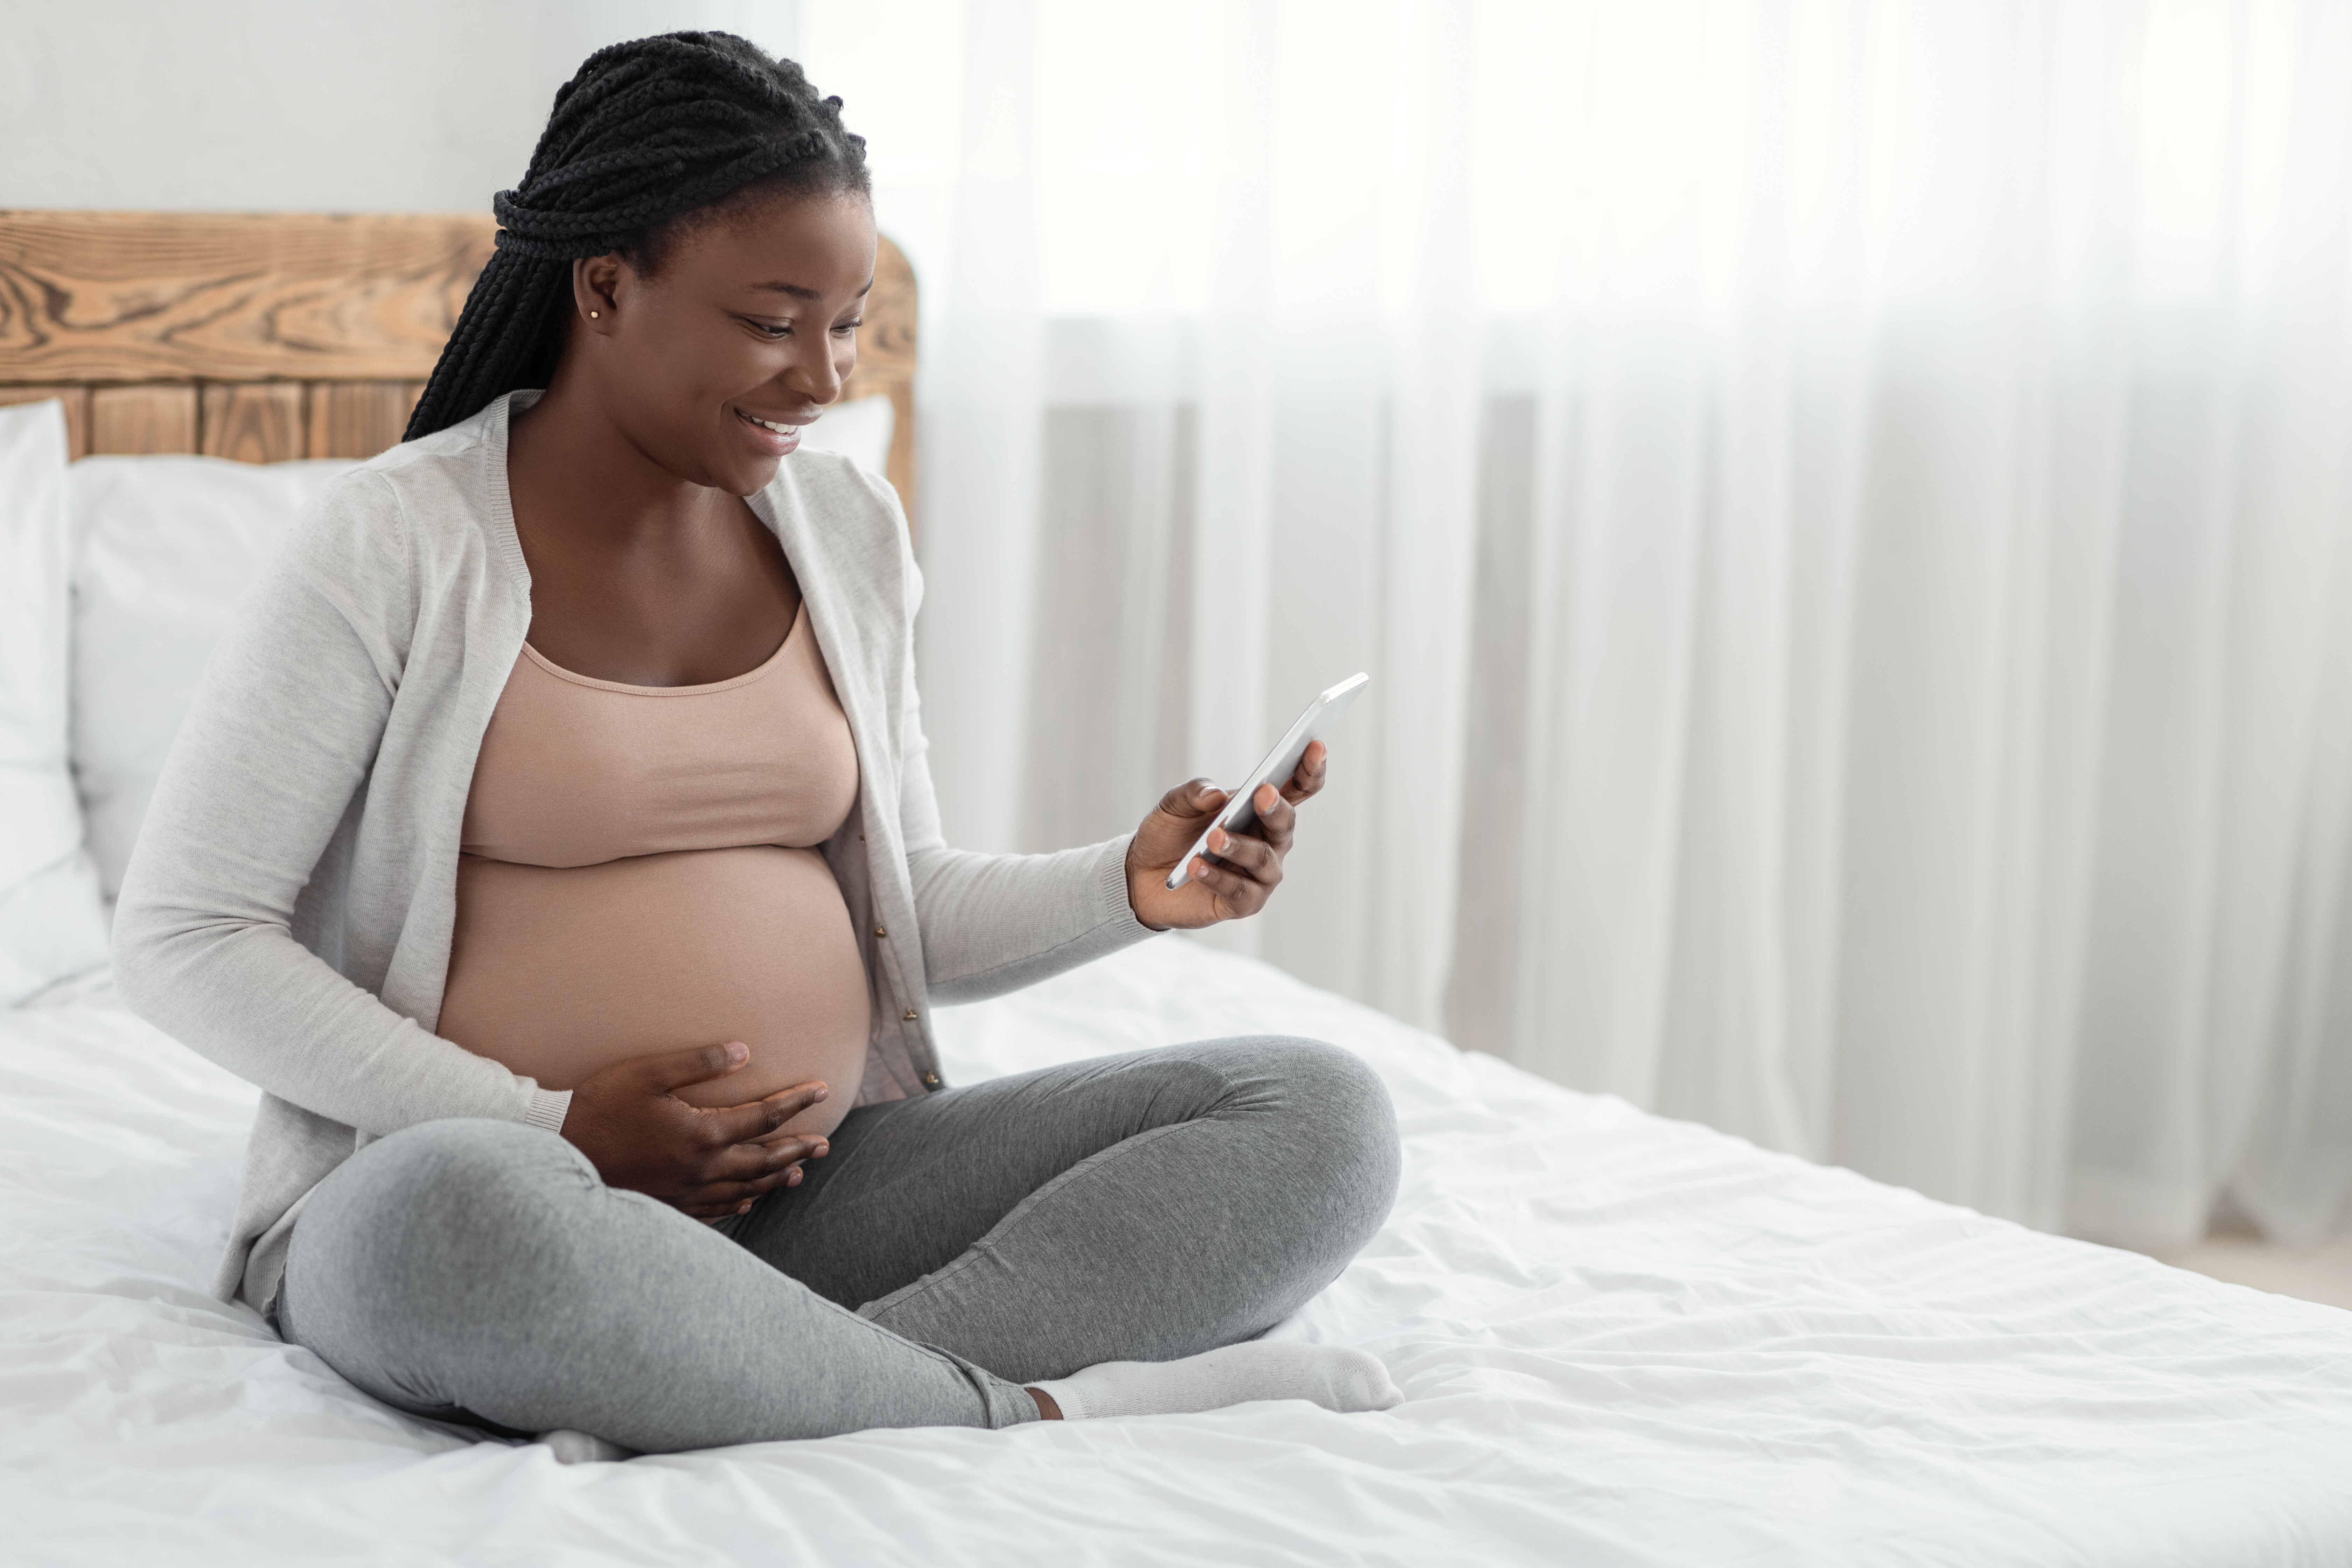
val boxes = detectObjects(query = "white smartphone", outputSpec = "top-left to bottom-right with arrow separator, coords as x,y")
1164,672 -> 1371,891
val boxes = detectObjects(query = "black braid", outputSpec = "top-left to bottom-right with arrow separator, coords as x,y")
406,32 -> 869,441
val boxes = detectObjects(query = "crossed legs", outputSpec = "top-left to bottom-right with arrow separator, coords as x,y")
277,1037 -> 1399,1452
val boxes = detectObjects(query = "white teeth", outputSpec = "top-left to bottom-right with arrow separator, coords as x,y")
744,412 -> 799,435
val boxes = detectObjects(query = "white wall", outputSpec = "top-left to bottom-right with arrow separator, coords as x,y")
0,0 -> 802,212
0,0 -> 970,342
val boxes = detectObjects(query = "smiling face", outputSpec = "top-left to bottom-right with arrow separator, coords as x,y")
565,188 -> 878,497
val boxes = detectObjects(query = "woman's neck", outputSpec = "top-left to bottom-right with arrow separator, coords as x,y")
507,373 -> 739,551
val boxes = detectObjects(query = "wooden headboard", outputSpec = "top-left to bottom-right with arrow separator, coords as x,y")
0,210 -> 917,523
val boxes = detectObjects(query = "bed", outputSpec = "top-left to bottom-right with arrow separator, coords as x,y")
5,212 -> 2352,1567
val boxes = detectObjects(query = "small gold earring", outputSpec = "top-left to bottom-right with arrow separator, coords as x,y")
589,310 -> 600,318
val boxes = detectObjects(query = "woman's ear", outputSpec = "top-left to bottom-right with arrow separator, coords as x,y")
572,254 -> 625,331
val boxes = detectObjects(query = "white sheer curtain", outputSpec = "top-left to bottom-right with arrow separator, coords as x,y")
801,0 -> 2352,1248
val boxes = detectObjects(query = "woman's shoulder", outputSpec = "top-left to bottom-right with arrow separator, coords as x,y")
761,450 -> 922,615
348,402 -> 504,531
275,405 -> 513,619
769,449 -> 907,541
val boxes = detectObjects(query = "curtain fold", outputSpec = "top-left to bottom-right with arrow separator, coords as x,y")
814,0 -> 2352,1246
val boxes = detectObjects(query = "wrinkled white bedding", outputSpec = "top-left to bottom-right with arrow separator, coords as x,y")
6,936 -> 2351,1567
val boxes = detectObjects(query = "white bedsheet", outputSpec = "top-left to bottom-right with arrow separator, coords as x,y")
5,937 -> 2351,1567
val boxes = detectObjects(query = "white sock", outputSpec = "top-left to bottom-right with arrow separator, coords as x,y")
535,1429 -> 636,1464
1029,1342 -> 1403,1422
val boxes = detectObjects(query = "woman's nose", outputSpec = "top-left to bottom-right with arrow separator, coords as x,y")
788,337 -> 845,406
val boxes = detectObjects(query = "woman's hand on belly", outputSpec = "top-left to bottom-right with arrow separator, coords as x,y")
561,1041 -> 832,1218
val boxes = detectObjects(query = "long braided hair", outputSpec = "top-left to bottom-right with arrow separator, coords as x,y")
406,32 -> 870,441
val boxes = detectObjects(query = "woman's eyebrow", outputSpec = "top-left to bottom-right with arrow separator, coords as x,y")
749,278 -> 876,300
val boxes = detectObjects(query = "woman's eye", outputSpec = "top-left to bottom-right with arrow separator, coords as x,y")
833,318 -> 865,336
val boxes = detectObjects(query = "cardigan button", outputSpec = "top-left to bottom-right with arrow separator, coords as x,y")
875,925 -> 888,938
922,1072 -> 940,1088
903,1009 -> 919,1022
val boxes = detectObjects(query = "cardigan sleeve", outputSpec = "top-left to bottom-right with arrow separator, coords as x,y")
898,707 -> 1154,1004
112,472 -> 569,1139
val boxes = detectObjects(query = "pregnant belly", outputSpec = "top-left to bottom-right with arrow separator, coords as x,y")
437,846 -> 871,1136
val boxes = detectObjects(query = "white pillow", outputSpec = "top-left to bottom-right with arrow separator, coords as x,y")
68,456 -> 360,900
0,399 -> 110,1005
795,392 -> 895,479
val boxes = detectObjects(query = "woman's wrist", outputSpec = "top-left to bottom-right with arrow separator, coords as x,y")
1124,839 -> 1173,931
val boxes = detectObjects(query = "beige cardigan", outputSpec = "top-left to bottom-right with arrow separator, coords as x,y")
113,391 -> 1154,1308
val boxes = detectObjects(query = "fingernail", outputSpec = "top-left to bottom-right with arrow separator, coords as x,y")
1209,830 -> 1228,852
738,1200 -> 752,1213
814,1141 -> 829,1156
812,1086 -> 828,1100
726,1042 -> 748,1063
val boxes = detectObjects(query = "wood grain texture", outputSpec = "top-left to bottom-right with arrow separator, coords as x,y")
843,233 -> 917,393
307,380 -> 420,459
879,379 -> 917,527
0,212 -> 917,498
91,383 -> 197,455
202,382 -> 306,463
0,211 -> 495,383
0,384 -> 88,457
843,234 -> 919,526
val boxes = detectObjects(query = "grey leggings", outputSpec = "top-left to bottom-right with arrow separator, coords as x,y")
275,1037 -> 1400,1453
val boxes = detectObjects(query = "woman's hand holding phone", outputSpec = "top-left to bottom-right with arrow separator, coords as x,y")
1124,740 -> 1329,930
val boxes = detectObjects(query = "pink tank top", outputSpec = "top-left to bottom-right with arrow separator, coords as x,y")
436,602 -> 870,1135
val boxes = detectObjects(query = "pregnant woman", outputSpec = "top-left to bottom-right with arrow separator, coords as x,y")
112,33 -> 1400,1457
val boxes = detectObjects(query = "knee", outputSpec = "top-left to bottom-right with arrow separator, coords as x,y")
1236,1036 -> 1402,1236
292,1119 -> 597,1327
329,1117 -> 589,1226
